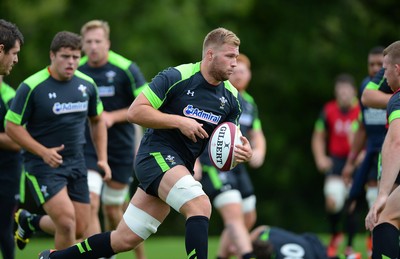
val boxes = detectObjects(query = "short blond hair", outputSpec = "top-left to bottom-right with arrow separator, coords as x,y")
202,27 -> 240,58
80,20 -> 110,39
384,40 -> 400,64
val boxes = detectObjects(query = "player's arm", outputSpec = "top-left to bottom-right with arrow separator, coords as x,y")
0,132 -> 20,151
248,129 -> 266,168
366,118 -> 400,230
342,120 -> 366,184
361,88 -> 391,109
88,113 -> 111,180
101,108 -> 129,128
5,121 -> 64,168
311,126 -> 332,173
127,93 -> 208,142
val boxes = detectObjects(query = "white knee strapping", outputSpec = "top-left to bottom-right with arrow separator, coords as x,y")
324,177 -> 348,213
242,195 -> 256,213
366,186 -> 378,209
101,184 -> 129,205
123,203 -> 161,240
88,170 -> 103,195
213,190 -> 242,209
166,175 -> 205,212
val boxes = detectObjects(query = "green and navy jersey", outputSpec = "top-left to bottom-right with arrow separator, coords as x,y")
258,227 -> 328,259
239,91 -> 263,138
138,62 -> 242,165
5,67 -> 103,159
79,51 -> 147,164
0,81 -> 22,198
387,89 -> 400,126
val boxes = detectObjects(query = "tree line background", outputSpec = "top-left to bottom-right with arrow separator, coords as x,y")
2,0 -> 400,235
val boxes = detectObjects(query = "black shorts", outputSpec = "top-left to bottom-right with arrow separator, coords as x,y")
22,152 -> 89,206
201,163 -> 254,202
377,152 -> 400,184
85,154 -> 134,184
326,156 -> 346,176
134,149 -> 189,197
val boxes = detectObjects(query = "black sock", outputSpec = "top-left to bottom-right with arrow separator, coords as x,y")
328,212 -> 341,234
185,216 -> 209,259
30,214 -> 43,232
50,231 -> 115,259
372,222 -> 399,259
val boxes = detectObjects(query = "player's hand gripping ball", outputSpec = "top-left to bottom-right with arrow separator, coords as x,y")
208,122 -> 242,171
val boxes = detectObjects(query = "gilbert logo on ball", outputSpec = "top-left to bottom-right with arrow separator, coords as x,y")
208,122 -> 242,171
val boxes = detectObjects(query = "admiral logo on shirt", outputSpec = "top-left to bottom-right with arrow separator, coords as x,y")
98,86 -> 115,97
183,104 -> 221,124
53,101 -> 88,114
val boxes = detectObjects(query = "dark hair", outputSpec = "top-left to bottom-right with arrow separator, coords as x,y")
50,31 -> 82,53
369,46 -> 384,55
252,240 -> 275,259
335,73 -> 355,87
0,19 -> 24,53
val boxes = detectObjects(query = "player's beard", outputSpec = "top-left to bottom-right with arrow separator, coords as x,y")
209,62 -> 230,82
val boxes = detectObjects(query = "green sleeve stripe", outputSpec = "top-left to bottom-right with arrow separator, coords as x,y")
96,101 -> 104,115
365,79 -> 383,90
5,110 -> 23,125
351,120 -> 359,132
202,165 -> 222,189
134,84 -> 146,97
314,119 -> 325,131
150,152 -> 170,172
388,110 -> 400,124
142,86 -> 163,109
242,91 -> 255,104
25,172 -> 45,204
0,82 -> 16,108
259,229 -> 270,241
253,118 -> 262,130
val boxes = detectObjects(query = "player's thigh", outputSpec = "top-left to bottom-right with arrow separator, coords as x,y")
43,187 -> 75,225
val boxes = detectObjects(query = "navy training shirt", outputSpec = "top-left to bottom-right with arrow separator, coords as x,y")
138,62 -> 242,166
6,67 -> 103,159
79,51 -> 147,164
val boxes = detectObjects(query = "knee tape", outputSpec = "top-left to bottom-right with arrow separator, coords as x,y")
123,203 -> 161,240
324,177 -> 347,213
101,184 -> 129,205
88,170 -> 103,195
242,195 -> 256,213
166,175 -> 205,212
366,186 -> 378,209
213,189 -> 242,209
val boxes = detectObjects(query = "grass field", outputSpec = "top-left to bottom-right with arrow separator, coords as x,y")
15,233 -> 370,258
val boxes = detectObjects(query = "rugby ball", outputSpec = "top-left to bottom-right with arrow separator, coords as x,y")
208,122 -> 242,171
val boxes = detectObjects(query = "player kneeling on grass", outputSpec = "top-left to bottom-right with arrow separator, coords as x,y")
38,27 -> 253,259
